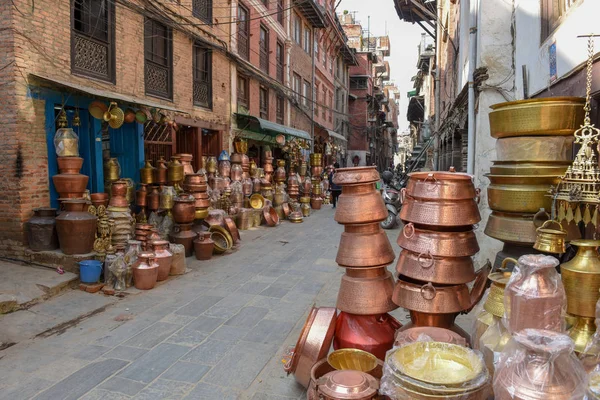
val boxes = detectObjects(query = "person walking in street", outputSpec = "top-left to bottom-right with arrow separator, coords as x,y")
329,162 -> 341,208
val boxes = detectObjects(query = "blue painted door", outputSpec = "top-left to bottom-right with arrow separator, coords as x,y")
109,122 -> 142,183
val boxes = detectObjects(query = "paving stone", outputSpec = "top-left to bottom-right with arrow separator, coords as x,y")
102,346 -> 148,361
33,358 -> 129,400
133,379 -> 194,399
183,383 -> 240,400
80,389 -> 132,400
181,339 -> 232,365
243,319 -> 294,344
258,268 -> 287,278
160,314 -> 197,325
201,341 -> 276,389
175,296 -> 225,317
0,377 -> 53,400
238,281 -> 271,294
203,293 -> 255,318
289,280 -> 326,295
251,393 -> 297,400
118,344 -> 190,384
71,344 -> 111,360
161,361 -> 211,383
99,377 -> 147,396
166,327 -> 208,347
209,325 -> 250,342
123,322 -> 181,349
224,306 -> 269,328
259,285 -> 290,299
272,275 -> 304,289
186,316 -> 226,333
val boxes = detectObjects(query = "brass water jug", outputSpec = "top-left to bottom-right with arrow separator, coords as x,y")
561,240 -> 600,318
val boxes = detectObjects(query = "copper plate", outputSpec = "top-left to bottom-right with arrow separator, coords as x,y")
285,307 -> 337,388
396,249 -> 476,285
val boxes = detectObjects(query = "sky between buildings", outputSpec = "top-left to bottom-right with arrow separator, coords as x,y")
339,0 -> 424,132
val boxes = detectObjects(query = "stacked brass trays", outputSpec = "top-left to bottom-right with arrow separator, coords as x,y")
394,171 -> 488,342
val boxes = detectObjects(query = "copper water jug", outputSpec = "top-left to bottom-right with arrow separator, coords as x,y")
154,156 -> 168,184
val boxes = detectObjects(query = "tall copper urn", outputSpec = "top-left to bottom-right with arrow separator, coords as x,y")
55,200 -> 97,255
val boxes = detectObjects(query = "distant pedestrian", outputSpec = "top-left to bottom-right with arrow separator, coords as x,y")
329,162 -> 341,208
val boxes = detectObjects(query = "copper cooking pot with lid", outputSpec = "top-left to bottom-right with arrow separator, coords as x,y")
307,358 -> 384,400
396,249 -> 476,285
398,223 -> 480,257
405,171 -> 478,201
315,370 -> 379,400
400,194 -> 481,227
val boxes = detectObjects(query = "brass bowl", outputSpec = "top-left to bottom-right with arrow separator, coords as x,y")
337,268 -> 398,315
487,184 -> 552,213
490,161 -> 571,176
489,97 -> 585,138
485,174 -> 561,186
209,225 -> 233,254
495,136 -> 575,162
249,193 -> 265,209
195,208 -> 209,220
327,349 -> 378,373
484,211 -> 539,245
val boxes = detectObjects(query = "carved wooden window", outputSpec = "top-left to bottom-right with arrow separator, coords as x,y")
71,0 -> 115,82
238,74 -> 249,110
259,25 -> 269,74
193,0 -> 212,24
276,41 -> 284,83
260,87 -> 269,119
276,95 -> 284,124
541,0 -> 582,41
238,4 -> 250,60
144,19 -> 173,99
193,44 -> 212,109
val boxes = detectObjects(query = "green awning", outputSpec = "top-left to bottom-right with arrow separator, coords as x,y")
236,130 -> 277,144
234,113 -> 312,141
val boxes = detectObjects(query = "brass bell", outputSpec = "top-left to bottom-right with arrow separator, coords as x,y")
533,220 -> 567,254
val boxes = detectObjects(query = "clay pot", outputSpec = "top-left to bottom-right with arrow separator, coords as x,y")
334,312 -> 401,360
27,208 -> 59,251
53,157 -> 89,198
154,156 -> 168,184
194,234 -> 214,260
150,240 -> 172,281
133,251 -> 159,290
169,223 -> 197,257
147,186 -> 160,211
336,223 -> 395,268
172,194 -> 196,224
337,268 -> 397,315
55,200 -> 97,255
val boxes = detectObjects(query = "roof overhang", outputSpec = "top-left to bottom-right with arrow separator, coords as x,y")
327,129 -> 347,142
234,113 -> 312,141
293,0 -> 327,28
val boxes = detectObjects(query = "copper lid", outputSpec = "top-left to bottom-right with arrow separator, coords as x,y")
316,370 -> 378,399
394,326 -> 467,348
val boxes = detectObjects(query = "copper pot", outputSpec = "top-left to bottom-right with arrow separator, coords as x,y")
310,197 -> 323,210
334,312 -> 401,360
176,153 -> 194,175
53,157 -> 88,198
284,307 -> 337,388
111,180 -> 128,197
172,194 -> 196,224
493,329 -> 587,400
332,166 -> 380,186
169,223 -> 197,257
400,194 -> 481,227
406,171 -> 478,201
307,359 -> 384,400
336,223 -> 395,267
184,173 -> 207,185
204,210 -> 225,227
154,156 -> 168,184
396,249 -> 476,285
55,200 -> 97,255
337,268 -> 398,315
136,184 -> 148,207
399,312 -> 471,344
57,156 -> 84,174
263,206 -> 279,227
90,192 -> 109,208
183,183 -> 208,193
146,186 -> 160,211
394,326 -> 467,348
150,240 -> 172,281
335,185 -> 388,225
133,252 -> 159,290
398,223 -> 479,257
311,166 -> 323,176
193,234 -> 214,260
315,370 -> 378,400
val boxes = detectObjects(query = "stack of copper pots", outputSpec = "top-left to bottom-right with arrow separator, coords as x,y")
52,156 -> 89,201
107,180 -> 135,249
176,153 -> 194,176
183,173 -> 209,221
310,154 -> 323,210
484,98 -> 583,269
392,171 -> 489,342
332,166 -> 399,360
135,223 -> 153,250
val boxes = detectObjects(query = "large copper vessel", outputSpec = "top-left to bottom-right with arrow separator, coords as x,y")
133,251 -> 159,290
284,307 -> 337,388
560,240 -> 600,318
176,153 -> 194,175
27,208 -> 59,251
172,194 -> 196,224
400,195 -> 481,227
150,240 -> 172,281
493,329 -> 587,400
393,278 -> 473,314
495,136 -> 574,162
336,223 -> 395,267
489,97 -> 585,138
405,171 -> 478,200
396,249 -> 475,285
335,185 -> 387,225
337,268 -> 398,315
169,223 -> 197,257
333,312 -> 401,360
52,157 -> 89,199
55,200 -> 97,255
398,224 -> 479,257
504,255 -> 565,333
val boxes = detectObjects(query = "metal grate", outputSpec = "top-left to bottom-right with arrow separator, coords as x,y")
144,121 -> 174,164
145,62 -> 170,98
193,0 -> 212,24
73,34 -> 109,78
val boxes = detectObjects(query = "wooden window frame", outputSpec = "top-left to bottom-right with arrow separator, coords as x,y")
541,0 -> 582,42
193,43 -> 212,109
260,86 -> 269,119
144,18 -> 173,100
276,41 -> 284,83
237,74 -> 249,110
276,95 -> 285,124
238,3 -> 250,60
303,25 -> 311,54
293,13 -> 302,45
259,25 -> 270,74
192,0 -> 212,25
303,80 -> 310,107
293,73 -> 302,101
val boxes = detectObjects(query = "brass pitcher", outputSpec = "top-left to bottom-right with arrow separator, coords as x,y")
533,220 -> 567,254
561,240 -> 600,318
140,160 -> 154,184
104,158 -> 120,182
485,270 -> 512,318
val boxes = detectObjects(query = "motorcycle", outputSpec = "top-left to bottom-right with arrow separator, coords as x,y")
381,183 -> 402,229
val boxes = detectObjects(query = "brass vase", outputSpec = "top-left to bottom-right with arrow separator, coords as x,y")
569,316 -> 596,354
561,240 -> 600,318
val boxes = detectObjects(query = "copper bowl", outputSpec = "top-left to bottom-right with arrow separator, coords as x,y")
337,268 -> 398,315
307,358 -> 384,400
209,226 -> 233,254
184,173 -> 207,185
284,307 -> 337,388
394,326 -> 468,348
335,185 -> 388,225
396,249 -> 476,285
223,217 -> 240,244
400,195 -> 481,227
393,277 -> 472,314
263,206 -> 279,227
406,172 -> 478,201
183,183 -> 208,192
336,223 -> 395,268
333,166 -> 380,186
282,203 -> 291,218
316,370 -> 379,400
398,223 -> 480,257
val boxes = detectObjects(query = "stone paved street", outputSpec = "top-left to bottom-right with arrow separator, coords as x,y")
0,207 -> 474,399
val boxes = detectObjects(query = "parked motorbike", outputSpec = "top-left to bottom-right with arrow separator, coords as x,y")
380,170 -> 402,229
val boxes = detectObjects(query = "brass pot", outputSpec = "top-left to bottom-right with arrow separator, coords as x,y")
489,97 -> 585,138
485,174 -> 561,186
398,223 -> 479,257
396,249 -> 476,285
335,185 -> 388,225
487,183 -> 552,213
569,316 -> 596,354
284,307 -> 337,388
495,135 -> 575,162
484,210 -> 546,245
484,271 -> 512,318
561,240 -> 600,318
405,171 -> 478,200
533,220 -> 567,254
490,160 -> 571,176
336,223 -> 396,268
400,195 -> 481,227
140,160 -> 154,184
104,158 -> 120,182
337,268 -> 398,315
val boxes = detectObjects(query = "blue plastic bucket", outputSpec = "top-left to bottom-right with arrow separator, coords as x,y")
79,260 -> 103,283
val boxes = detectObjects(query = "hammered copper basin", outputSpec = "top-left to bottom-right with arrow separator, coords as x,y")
400,196 -> 481,227
406,172 -> 477,201
396,249 -> 476,285
337,269 -> 398,315
397,224 -> 479,257
335,185 -> 388,225
333,166 -> 380,186
392,277 -> 472,314
336,223 -> 395,267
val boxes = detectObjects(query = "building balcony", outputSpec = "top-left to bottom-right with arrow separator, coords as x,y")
293,0 -> 328,28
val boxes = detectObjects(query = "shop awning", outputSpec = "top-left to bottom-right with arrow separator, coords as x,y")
234,113 -> 312,141
236,130 -> 277,144
327,129 -> 347,142
29,73 -> 188,114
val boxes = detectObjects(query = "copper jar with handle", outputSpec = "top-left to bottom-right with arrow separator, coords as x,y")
55,200 -> 97,255
400,193 -> 481,227
150,240 -> 172,281
132,251 -> 159,290
336,222 -> 396,268
398,223 -> 480,257
169,223 -> 197,257
396,249 -> 476,285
